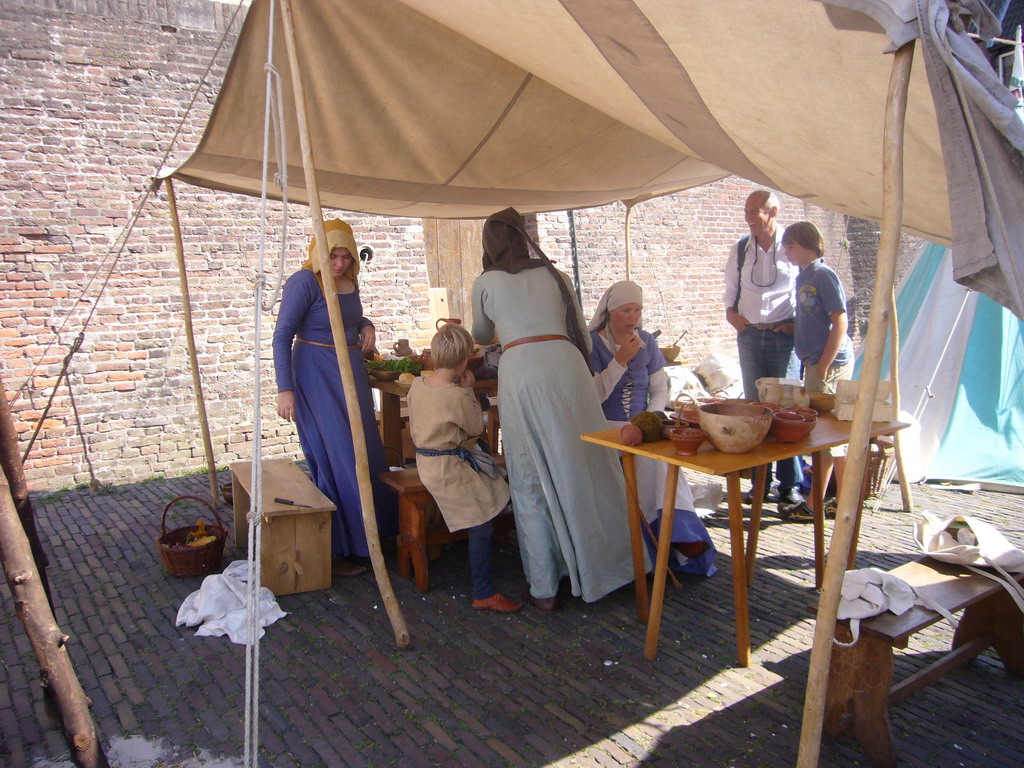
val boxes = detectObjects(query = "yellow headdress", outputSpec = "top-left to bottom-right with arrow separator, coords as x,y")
303,219 -> 361,291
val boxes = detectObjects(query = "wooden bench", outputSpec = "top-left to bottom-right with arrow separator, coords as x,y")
380,467 -> 513,593
231,459 -> 334,597
822,557 -> 1024,767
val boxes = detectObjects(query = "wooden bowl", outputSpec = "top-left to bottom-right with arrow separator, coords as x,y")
659,345 -> 680,363
697,403 -> 774,453
368,369 -> 401,381
808,392 -> 836,414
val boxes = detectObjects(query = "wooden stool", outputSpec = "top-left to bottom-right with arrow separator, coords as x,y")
380,467 -> 513,593
822,558 -> 1024,767
231,459 -> 334,596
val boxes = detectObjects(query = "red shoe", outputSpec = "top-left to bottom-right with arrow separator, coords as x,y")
472,593 -> 522,613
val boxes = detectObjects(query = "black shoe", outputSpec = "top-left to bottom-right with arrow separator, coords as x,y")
777,487 -> 804,506
778,501 -> 814,522
741,485 -> 776,505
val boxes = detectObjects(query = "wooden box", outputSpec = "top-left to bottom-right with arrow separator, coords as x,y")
833,379 -> 897,422
230,459 -> 334,596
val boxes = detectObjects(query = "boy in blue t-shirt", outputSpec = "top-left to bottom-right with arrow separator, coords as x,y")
780,221 -> 854,520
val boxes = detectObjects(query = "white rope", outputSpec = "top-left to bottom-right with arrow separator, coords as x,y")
259,60 -> 290,312
243,1 -> 286,765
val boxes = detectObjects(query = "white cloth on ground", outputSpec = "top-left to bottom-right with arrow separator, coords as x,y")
176,560 -> 287,644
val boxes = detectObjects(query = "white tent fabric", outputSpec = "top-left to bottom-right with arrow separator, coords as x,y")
168,0 -> 1024,317
854,242 -> 1024,490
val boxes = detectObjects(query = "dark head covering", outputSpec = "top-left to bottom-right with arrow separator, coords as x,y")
481,207 -> 592,372
482,207 -> 546,274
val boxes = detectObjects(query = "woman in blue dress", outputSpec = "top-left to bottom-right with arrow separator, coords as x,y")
589,281 -> 716,577
274,219 -> 397,577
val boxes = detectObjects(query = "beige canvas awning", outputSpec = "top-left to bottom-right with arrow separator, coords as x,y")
169,0 -> 1024,316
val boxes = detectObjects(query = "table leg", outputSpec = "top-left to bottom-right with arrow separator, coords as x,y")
847,458 -> 872,570
643,464 -> 679,661
726,472 -> 750,667
379,391 -> 403,466
745,464 -> 769,586
620,454 -> 649,624
811,450 -> 826,589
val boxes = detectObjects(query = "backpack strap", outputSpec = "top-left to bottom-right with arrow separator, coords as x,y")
729,235 -> 749,313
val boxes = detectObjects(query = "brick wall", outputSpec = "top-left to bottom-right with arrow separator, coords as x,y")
1,0 -> 912,491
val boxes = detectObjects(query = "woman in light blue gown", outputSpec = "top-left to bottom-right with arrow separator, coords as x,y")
471,208 -> 635,610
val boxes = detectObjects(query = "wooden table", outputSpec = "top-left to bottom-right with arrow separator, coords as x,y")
370,377 -> 499,464
581,414 -> 908,666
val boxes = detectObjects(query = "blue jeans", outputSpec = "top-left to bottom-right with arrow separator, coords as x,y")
468,520 -> 494,600
737,326 -> 801,490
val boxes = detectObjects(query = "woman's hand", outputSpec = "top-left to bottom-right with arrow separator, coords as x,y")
359,324 -> 376,355
458,368 -> 476,388
613,331 -> 642,366
277,391 -> 296,422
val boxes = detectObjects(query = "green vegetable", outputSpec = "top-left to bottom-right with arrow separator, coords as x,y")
365,358 -> 424,374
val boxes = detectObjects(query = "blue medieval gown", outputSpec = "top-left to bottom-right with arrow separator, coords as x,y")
590,329 -> 717,577
273,269 -> 396,558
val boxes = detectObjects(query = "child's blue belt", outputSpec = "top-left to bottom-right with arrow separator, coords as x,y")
416,446 -> 487,472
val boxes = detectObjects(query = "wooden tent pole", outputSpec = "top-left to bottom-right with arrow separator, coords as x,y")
796,40 -> 915,768
888,284 -> 914,511
624,201 -> 635,280
0,477 -> 109,768
279,0 -> 410,649
165,178 -> 220,510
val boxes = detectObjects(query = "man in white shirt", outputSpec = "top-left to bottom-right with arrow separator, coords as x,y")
722,190 -> 803,508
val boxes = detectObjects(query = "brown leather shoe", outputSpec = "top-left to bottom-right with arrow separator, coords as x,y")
472,593 -> 522,613
331,557 -> 367,577
521,588 -> 559,612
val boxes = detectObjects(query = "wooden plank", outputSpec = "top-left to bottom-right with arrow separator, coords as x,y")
857,559 -> 1023,646
230,459 -> 333,518
888,634 -> 992,707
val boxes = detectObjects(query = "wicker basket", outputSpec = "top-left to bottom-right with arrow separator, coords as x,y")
866,437 -> 895,499
157,495 -> 227,578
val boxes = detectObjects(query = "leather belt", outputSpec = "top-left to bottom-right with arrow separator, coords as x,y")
296,337 -> 360,349
748,319 -> 794,331
502,334 -> 570,351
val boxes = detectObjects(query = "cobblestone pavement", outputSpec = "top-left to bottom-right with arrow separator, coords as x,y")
3,468 -> 1023,767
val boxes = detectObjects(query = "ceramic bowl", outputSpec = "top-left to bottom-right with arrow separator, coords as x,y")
770,410 -> 817,443
697,403 -> 774,453
659,345 -> 680,363
668,427 -> 708,456
808,392 -> 836,414
672,404 -> 701,426
787,406 -> 819,420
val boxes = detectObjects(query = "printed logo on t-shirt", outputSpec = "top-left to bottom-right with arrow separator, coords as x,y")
798,284 -> 823,317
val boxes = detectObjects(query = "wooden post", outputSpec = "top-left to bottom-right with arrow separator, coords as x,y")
796,40 -> 915,768
279,0 -> 409,649
0,478 -> 109,768
165,178 -> 220,510
887,284 -> 914,512
624,201 -> 635,280
0,370 -> 52,606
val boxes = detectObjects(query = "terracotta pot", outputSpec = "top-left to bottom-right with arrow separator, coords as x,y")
758,402 -> 783,412
668,427 -> 707,456
697,403 -> 774,453
770,411 -> 817,443
787,406 -> 819,420
672,404 -> 701,426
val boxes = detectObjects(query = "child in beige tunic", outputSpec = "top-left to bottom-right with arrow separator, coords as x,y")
406,324 -> 521,613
